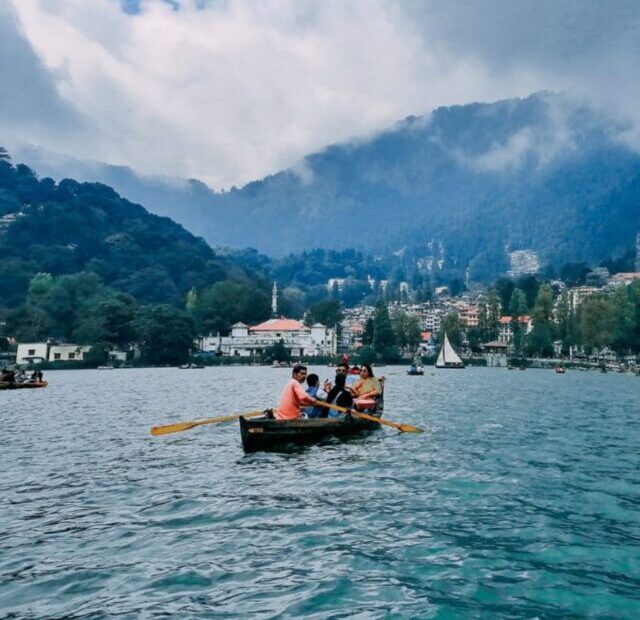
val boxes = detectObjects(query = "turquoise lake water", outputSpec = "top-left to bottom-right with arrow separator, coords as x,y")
1,366 -> 639,619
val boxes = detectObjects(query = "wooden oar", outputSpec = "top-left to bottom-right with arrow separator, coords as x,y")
314,401 -> 423,433
150,409 -> 268,436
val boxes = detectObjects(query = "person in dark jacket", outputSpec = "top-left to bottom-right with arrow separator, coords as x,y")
323,373 -> 353,417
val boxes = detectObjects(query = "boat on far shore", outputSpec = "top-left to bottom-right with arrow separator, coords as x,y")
407,364 -> 424,376
271,361 -> 291,368
0,381 -> 48,390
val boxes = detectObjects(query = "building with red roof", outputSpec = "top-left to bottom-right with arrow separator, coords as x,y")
198,317 -> 337,358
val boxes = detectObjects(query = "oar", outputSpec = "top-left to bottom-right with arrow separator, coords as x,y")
314,401 -> 423,433
150,409 -> 268,436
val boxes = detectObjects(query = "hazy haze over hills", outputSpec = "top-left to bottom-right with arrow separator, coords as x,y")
16,93 -> 640,279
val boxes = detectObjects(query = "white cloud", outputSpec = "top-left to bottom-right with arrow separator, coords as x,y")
3,0 -> 640,187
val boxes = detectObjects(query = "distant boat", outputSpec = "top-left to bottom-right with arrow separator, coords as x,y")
271,361 -> 291,368
435,333 -> 464,369
0,380 -> 48,390
97,365 -> 114,370
179,363 -> 204,369
555,366 -> 566,374
407,364 -> 424,376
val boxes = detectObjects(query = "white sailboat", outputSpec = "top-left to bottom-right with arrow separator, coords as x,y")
435,332 -> 465,369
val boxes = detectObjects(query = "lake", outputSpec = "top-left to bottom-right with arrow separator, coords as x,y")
1,366 -> 639,619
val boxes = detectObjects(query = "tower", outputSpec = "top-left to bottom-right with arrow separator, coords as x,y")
271,282 -> 278,317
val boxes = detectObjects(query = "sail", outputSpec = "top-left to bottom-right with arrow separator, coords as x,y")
436,333 -> 463,367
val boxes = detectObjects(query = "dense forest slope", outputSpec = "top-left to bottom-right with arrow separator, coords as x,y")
0,152 -> 266,311
15,93 -> 640,281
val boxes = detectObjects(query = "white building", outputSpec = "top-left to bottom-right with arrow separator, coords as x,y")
568,286 -> 600,308
421,310 -> 443,333
199,318 -> 337,358
498,316 -> 533,344
16,342 -> 50,364
507,249 -> 540,277
327,278 -> 345,292
16,342 -> 91,364
48,345 -> 91,362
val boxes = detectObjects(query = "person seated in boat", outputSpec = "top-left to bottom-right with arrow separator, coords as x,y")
36,370 -> 43,382
349,364 -> 382,401
30,370 -> 39,382
323,373 -> 354,417
303,373 -> 328,419
1,368 -> 15,383
276,365 -> 317,420
14,369 -> 27,383
336,362 -> 349,375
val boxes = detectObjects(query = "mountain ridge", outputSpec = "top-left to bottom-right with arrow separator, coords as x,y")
12,92 -> 640,280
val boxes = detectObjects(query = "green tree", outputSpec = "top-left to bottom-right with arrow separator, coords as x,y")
34,272 -> 104,340
306,299 -> 342,327
5,304 -> 51,341
195,281 -> 270,335
393,310 -> 421,354
186,287 -> 198,313
556,290 -> 575,354
495,278 -> 515,314
578,296 -> 612,353
527,283 -> 555,356
372,299 -> 395,353
509,289 -> 528,356
439,312 -> 463,348
609,285 -> 635,354
356,346 -> 376,365
133,304 -> 196,365
263,339 -> 291,363
73,292 -> 137,347
362,317 -> 374,346
478,290 -> 500,342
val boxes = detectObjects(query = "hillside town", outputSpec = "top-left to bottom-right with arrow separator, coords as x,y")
5,262 -> 640,372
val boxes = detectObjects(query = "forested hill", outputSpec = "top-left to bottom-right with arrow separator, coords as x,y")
203,93 -> 640,276
0,151 -> 268,311
13,92 -> 640,284
22,92 -> 640,282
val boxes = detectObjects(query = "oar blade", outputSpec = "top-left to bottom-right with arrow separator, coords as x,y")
150,410 -> 267,436
397,423 -> 424,433
150,421 -> 197,436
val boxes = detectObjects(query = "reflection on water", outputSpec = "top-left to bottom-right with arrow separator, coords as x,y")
1,367 -> 639,618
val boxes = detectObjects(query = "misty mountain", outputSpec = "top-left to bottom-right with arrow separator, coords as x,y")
15,93 -> 640,280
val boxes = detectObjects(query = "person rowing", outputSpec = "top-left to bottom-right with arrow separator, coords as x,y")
276,364 -> 316,420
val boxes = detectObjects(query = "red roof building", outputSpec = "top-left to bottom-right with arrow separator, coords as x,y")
250,318 -> 307,332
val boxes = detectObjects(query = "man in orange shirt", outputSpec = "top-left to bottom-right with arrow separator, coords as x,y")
277,365 -> 316,420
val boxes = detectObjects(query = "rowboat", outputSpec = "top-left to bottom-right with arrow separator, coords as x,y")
0,381 -> 48,390
240,410 -> 382,452
239,400 -> 384,452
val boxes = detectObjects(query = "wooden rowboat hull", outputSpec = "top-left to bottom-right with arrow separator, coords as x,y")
0,381 -> 48,390
240,411 -> 382,452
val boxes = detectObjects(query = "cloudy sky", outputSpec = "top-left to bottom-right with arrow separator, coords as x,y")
1,0 -> 639,188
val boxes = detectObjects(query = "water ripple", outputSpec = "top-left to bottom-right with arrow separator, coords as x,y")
1,367 -> 639,619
